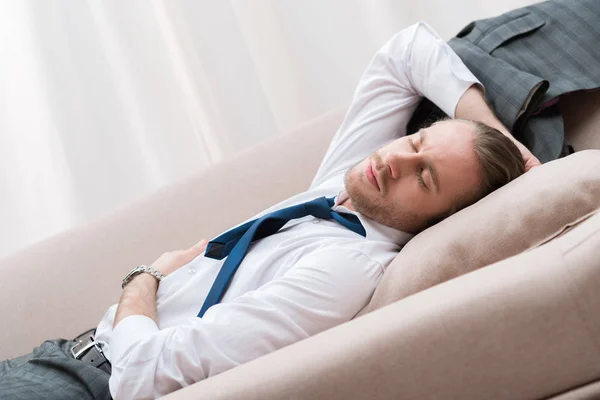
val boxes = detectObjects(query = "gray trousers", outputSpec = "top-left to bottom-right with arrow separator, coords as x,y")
0,338 -> 111,400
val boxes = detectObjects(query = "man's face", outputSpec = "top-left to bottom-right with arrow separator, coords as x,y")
343,120 -> 482,233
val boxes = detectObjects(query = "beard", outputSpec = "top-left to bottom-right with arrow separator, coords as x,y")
343,162 -> 422,234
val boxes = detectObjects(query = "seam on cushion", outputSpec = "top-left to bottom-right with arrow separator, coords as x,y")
525,210 -> 599,252
561,214 -> 600,257
523,153 -> 600,253
556,233 -> 600,360
544,379 -> 600,400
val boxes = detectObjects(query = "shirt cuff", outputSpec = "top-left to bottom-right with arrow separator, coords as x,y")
445,80 -> 485,119
412,21 -> 485,119
433,43 -> 484,118
110,315 -> 159,364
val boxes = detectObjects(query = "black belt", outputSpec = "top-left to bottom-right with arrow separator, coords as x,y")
70,328 -> 112,374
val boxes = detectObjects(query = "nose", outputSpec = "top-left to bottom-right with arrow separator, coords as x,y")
382,151 -> 420,179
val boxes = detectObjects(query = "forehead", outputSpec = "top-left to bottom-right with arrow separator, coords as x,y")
424,120 -> 475,149
421,120 -> 480,194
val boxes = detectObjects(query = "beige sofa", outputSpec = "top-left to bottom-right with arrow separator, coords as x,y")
0,90 -> 599,399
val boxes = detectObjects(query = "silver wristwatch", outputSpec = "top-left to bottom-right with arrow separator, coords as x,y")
122,265 -> 166,289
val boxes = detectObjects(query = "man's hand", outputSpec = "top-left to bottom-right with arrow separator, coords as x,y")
113,239 -> 209,329
151,238 -> 209,277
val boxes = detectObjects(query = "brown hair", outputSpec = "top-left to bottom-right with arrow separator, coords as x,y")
425,118 -> 525,227
470,120 -> 525,200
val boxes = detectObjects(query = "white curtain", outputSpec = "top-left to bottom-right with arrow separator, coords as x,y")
0,0 -> 538,258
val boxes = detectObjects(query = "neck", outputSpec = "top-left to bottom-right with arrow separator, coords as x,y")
339,197 -> 355,211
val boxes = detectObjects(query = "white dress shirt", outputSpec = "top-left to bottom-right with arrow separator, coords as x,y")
94,21 -> 481,399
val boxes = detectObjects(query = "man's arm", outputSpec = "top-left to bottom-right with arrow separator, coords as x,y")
455,84 -> 541,171
113,240 -> 208,329
113,273 -> 158,328
310,21 -> 482,188
108,248 -> 382,399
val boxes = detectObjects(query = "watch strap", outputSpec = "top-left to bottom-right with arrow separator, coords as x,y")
122,265 -> 166,289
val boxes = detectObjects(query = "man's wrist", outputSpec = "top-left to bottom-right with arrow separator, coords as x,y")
114,272 -> 159,329
126,272 -> 159,294
456,85 -> 506,130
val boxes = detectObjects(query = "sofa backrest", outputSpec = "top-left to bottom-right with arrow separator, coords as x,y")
0,109 -> 344,359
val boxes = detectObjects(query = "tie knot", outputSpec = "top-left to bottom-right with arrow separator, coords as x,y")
304,196 -> 333,220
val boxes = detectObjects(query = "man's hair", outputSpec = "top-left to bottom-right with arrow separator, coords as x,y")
469,120 -> 525,200
425,118 -> 525,228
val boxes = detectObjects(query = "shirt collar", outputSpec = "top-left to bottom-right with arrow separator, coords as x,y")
331,189 -> 414,246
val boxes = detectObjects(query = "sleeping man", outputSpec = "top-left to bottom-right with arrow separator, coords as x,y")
0,21 -> 538,400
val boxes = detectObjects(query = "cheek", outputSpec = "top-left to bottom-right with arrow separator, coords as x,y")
389,181 -> 440,216
351,165 -> 366,187
354,160 -> 375,188
391,179 -> 424,202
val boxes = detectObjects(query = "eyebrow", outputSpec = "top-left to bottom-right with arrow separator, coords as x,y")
419,129 -> 440,193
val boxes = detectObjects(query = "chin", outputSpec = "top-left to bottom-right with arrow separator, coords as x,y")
344,169 -> 421,233
344,170 -> 379,221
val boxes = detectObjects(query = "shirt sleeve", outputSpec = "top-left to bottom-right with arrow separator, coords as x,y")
310,21 -> 482,189
107,249 -> 383,400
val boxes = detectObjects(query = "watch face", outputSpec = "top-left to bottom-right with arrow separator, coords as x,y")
123,266 -> 142,288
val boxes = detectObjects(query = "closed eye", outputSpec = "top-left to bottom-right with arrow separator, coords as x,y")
408,137 -> 418,152
408,137 -> 428,190
417,168 -> 427,189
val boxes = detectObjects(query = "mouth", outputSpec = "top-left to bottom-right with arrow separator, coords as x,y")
366,159 -> 380,191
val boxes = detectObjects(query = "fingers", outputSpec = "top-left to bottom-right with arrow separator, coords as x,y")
173,239 -> 208,259
191,239 -> 209,251
525,156 -> 541,172
172,239 -> 208,265
152,239 -> 210,275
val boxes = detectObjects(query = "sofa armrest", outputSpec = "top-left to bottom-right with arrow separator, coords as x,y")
163,212 -> 600,400
0,109 -> 345,359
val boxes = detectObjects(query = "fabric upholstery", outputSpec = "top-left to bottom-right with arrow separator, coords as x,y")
358,149 -> 600,316
162,211 -> 600,400
0,109 -> 342,360
0,89 -> 599,398
550,381 -> 600,400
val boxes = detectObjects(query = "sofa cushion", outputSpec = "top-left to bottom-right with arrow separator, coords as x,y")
359,149 -> 600,315
164,210 -> 600,400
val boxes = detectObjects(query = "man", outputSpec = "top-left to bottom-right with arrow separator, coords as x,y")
0,21 -> 536,399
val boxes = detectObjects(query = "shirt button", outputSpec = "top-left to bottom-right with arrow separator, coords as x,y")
188,266 -> 196,275
312,219 -> 320,224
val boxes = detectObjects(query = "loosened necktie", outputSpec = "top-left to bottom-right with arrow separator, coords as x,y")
198,195 -> 366,317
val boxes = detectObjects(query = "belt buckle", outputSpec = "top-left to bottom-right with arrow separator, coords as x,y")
70,335 -> 97,360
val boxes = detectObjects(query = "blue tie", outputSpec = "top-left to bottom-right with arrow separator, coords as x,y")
198,195 -> 366,318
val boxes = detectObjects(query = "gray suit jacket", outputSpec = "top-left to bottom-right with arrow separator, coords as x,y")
407,0 -> 600,163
